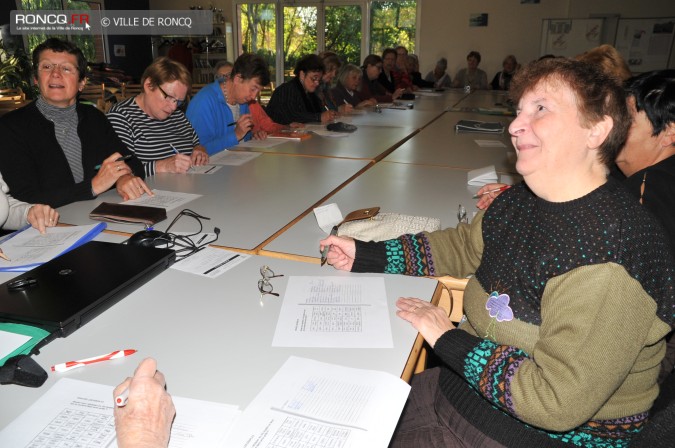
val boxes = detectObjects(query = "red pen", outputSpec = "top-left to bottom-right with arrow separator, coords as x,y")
473,185 -> 511,198
51,349 -> 137,372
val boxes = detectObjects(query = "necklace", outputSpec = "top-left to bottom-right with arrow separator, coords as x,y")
639,172 -> 647,205
221,81 -> 240,120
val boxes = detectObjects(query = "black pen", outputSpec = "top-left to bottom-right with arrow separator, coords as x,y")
203,254 -> 239,275
227,121 -> 236,126
94,154 -> 132,170
320,226 -> 339,266
197,234 -> 208,245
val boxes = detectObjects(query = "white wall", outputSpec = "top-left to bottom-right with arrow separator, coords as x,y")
146,0 -> 675,80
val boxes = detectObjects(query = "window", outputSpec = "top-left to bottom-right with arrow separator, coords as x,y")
236,1 -> 416,86
19,0 -> 106,64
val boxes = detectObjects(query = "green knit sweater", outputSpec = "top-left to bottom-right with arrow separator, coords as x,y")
353,178 -> 675,447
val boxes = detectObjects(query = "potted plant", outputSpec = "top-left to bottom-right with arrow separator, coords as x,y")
0,45 -> 36,99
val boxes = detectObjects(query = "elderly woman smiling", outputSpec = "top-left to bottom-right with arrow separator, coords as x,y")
0,38 -> 150,207
320,58 -> 674,446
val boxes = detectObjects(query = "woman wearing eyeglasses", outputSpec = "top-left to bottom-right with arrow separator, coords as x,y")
0,38 -> 150,207
107,57 -> 209,176
265,54 -> 338,124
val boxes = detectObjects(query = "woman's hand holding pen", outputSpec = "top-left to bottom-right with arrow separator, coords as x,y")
319,235 -> 356,271
92,152 -> 133,195
235,114 -> 254,141
114,358 -> 175,448
156,152 -> 191,174
475,183 -> 510,210
338,103 -> 353,114
320,109 -> 338,123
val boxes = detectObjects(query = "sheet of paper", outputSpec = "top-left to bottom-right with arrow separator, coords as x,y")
414,91 -> 443,97
312,129 -> 350,138
225,356 -> 410,448
467,165 -> 498,186
0,224 -> 101,269
209,150 -> 264,165
475,139 -> 507,148
123,189 -> 201,211
234,139 -> 286,149
171,246 -> 250,278
0,378 -> 240,448
0,330 -> 31,360
272,276 -> 393,348
313,203 -> 343,233
188,164 -> 221,174
301,124 -> 327,132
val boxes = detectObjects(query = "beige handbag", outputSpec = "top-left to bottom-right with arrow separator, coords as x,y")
338,210 -> 441,242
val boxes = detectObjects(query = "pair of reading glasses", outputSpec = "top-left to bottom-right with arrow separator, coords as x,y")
258,266 -> 284,298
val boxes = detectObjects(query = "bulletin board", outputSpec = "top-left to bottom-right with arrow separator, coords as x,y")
614,18 -> 675,72
539,18 -> 604,58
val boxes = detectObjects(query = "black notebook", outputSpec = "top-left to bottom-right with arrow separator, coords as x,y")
455,119 -> 505,134
0,241 -> 175,350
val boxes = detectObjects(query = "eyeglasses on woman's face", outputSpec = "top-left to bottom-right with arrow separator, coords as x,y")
157,84 -> 186,107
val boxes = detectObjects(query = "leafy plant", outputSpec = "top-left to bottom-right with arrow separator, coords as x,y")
0,46 -> 37,99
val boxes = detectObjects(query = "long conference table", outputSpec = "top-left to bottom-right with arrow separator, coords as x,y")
0,88 -> 517,436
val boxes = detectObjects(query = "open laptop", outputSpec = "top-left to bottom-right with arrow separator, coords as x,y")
0,241 -> 175,350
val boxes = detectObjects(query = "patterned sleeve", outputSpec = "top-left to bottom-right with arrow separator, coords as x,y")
351,213 -> 484,278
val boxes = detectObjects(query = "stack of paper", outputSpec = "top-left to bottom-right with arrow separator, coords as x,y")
225,356 -> 410,448
455,119 -> 505,133
468,165 -> 499,186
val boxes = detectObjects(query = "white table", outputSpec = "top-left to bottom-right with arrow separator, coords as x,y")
341,107 -> 445,130
0,253 -> 437,427
56,154 -> 372,251
235,124 -> 418,161
409,88 -> 467,111
384,111 -> 517,173
261,161 -> 482,260
455,89 -> 512,110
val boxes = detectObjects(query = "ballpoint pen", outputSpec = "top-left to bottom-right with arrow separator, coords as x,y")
197,234 -> 208,245
320,226 -> 339,266
115,387 -> 130,407
94,154 -> 132,170
51,349 -> 137,372
472,185 -> 511,198
227,121 -> 236,126
171,143 -> 192,171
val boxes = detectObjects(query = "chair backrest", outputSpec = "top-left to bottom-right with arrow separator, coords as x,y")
258,81 -> 275,106
406,275 -> 468,379
0,87 -> 25,102
120,82 -> 143,99
629,369 -> 675,446
0,99 -> 30,116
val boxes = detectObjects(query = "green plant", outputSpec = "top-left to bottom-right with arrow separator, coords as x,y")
0,47 -> 37,99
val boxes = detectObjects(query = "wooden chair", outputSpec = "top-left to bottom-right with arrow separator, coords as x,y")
0,98 -> 29,116
120,82 -> 143,99
258,82 -> 275,106
0,87 -> 25,102
78,82 -> 106,111
191,83 -> 207,95
408,275 -> 468,379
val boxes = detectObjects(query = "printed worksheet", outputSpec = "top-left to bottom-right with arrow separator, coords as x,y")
210,150 -> 264,165
272,276 -> 393,348
0,378 -> 240,447
188,164 -> 221,174
171,246 -> 249,278
224,356 -> 410,448
123,189 -> 201,211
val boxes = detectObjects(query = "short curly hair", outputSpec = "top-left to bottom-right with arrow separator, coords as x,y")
509,58 -> 630,167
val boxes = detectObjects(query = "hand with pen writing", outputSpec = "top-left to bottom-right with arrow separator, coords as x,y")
320,109 -> 338,123
156,152 -> 192,174
91,152 -> 133,196
235,113 -> 255,141
114,358 -> 175,448
319,235 -> 356,271
27,204 -> 59,234
475,183 -> 510,210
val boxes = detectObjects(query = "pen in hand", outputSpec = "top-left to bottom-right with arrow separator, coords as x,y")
115,387 -> 130,407
473,185 -> 511,198
320,226 -> 339,266
94,154 -> 132,170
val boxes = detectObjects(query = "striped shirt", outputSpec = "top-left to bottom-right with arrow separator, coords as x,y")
36,96 -> 84,183
107,97 -> 199,176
